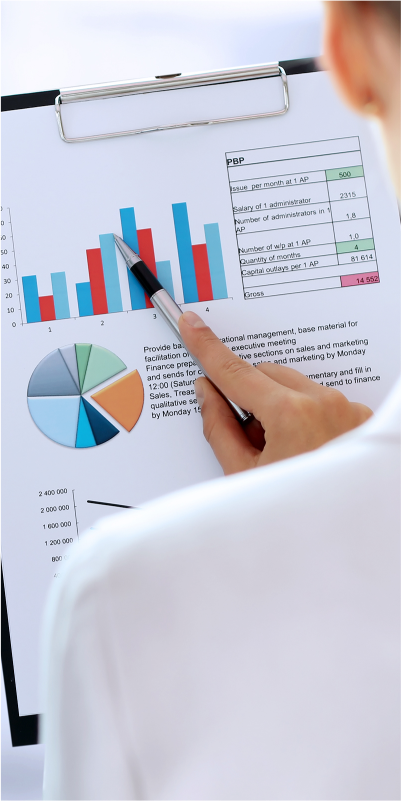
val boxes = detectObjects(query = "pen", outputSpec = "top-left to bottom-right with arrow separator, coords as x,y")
113,235 -> 252,424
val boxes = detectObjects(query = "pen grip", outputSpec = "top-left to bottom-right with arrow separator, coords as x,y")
151,289 -> 253,425
129,260 -> 164,297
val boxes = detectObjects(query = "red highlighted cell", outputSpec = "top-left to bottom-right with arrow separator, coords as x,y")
39,295 -> 56,322
341,271 -> 379,287
137,229 -> 157,308
192,244 -> 213,301
87,248 -> 108,314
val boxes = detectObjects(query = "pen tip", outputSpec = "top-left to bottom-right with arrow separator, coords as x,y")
113,234 -> 141,263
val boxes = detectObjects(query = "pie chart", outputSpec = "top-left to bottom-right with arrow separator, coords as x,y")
27,344 -> 144,448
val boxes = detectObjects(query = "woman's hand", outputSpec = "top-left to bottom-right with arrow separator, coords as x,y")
179,311 -> 373,475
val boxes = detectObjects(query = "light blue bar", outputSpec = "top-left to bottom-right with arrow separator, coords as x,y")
204,223 -> 227,300
172,203 -> 198,303
76,282 -> 94,317
51,272 -> 70,319
99,234 -> 123,313
156,261 -> 175,300
119,207 -> 146,310
22,275 -> 41,323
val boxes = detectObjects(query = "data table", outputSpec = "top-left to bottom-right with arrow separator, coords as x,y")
227,137 -> 378,299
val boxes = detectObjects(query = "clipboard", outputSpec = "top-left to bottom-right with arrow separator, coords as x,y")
0,56 -> 317,747
4,55 -> 400,749
2,57 -> 318,138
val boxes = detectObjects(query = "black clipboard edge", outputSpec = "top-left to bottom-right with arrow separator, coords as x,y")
280,56 -> 321,75
1,54 -> 320,747
1,89 -> 59,112
0,57 -> 320,112
2,567 -> 39,746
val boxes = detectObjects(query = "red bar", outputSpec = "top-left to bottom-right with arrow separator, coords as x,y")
87,249 -> 108,314
192,244 -> 213,301
39,295 -> 56,321
137,229 -> 157,309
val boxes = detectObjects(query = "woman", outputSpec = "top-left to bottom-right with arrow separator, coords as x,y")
43,3 -> 400,798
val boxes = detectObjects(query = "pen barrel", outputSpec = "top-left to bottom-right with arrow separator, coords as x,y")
115,237 -> 252,422
151,289 -> 184,339
151,289 -> 252,424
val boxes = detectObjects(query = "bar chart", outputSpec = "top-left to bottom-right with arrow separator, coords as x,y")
21,203 -> 228,324
172,203 -> 227,303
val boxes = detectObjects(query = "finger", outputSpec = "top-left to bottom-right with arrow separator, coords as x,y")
194,378 -> 260,474
350,401 -> 373,425
255,361 -> 329,398
179,312 -> 282,418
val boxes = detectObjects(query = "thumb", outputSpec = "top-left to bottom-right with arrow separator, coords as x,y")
195,378 -> 259,474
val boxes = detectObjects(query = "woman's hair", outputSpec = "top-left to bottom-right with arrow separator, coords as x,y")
370,1 -> 400,27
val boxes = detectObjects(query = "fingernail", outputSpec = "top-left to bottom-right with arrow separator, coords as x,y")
194,379 -> 204,408
181,311 -> 206,328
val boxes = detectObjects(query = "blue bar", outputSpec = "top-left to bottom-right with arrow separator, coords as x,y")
119,207 -> 146,310
76,282 -> 94,317
99,234 -> 123,313
204,223 -> 227,300
120,207 -> 139,251
156,261 -> 175,299
172,203 -> 198,303
22,275 -> 41,323
51,272 -> 70,319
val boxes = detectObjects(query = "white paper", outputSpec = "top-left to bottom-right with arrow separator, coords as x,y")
2,71 -> 400,715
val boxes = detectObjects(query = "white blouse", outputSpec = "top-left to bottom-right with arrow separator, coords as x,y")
42,380 -> 400,800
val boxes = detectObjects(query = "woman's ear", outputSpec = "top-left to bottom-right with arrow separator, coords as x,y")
323,2 -> 382,118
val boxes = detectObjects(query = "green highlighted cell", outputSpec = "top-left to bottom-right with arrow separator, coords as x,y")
336,238 -> 375,254
326,166 -> 364,181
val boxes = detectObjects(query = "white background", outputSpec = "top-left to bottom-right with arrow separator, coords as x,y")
1,2 -> 323,798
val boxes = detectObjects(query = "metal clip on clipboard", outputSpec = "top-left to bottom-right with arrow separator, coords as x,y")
55,62 -> 289,143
